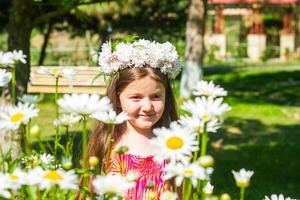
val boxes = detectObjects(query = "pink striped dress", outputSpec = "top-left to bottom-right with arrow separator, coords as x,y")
108,152 -> 168,200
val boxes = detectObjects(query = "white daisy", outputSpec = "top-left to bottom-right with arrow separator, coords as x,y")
92,174 -> 135,196
97,39 -> 182,79
8,168 -> 28,189
164,162 -> 212,187
38,67 -> 76,78
203,181 -> 214,195
26,167 -> 44,186
264,194 -> 296,200
0,69 -> 12,87
39,153 -> 55,166
0,51 -> 13,67
0,102 -> 39,131
193,80 -> 227,97
182,96 -> 231,122
178,115 -> 221,133
91,110 -> 130,124
151,122 -> 198,164
160,191 -> 178,200
18,94 -> 43,105
232,168 -> 254,188
11,50 -> 27,64
0,172 -> 11,199
31,167 -> 78,190
57,94 -> 112,116
53,113 -> 81,127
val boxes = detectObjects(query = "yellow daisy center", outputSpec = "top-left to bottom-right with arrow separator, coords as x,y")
10,113 -> 25,123
43,170 -> 63,181
10,174 -> 18,181
166,136 -> 184,150
52,68 -> 58,74
202,114 -> 210,121
184,169 -> 193,176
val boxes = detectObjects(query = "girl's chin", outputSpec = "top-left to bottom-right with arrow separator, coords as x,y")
132,121 -> 156,130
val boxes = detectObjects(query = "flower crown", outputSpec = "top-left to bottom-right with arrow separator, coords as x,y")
97,39 -> 182,79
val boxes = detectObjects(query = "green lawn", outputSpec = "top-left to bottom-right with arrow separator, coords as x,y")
203,68 -> 300,199
33,67 -> 300,199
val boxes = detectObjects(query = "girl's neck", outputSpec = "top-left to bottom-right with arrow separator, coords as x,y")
125,122 -> 154,139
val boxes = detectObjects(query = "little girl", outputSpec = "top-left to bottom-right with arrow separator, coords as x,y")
88,39 -> 181,199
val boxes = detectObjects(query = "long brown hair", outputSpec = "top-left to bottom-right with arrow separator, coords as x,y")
87,67 -> 178,171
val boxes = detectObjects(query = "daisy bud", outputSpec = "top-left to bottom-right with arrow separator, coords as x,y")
198,155 -> 214,167
32,157 -> 39,167
62,161 -> 73,170
30,124 -> 40,137
89,156 -> 99,167
220,193 -> 231,200
232,168 -> 254,188
115,145 -> 129,154
203,182 -> 214,196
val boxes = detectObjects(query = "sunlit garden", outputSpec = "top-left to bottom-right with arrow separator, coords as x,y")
1,0 -> 300,200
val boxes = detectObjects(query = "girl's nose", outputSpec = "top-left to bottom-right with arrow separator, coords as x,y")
141,99 -> 153,112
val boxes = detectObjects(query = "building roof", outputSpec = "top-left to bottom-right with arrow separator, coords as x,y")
208,0 -> 299,4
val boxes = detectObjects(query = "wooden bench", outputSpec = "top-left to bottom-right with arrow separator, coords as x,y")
27,66 -> 106,94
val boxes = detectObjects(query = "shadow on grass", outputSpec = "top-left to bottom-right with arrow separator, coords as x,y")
209,117 -> 300,199
207,70 -> 300,106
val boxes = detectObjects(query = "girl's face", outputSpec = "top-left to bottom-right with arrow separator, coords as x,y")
119,76 -> 165,133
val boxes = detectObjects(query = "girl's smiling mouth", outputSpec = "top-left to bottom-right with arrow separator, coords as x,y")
138,114 -> 154,118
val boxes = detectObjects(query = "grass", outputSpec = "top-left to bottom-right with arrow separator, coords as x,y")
32,67 -> 300,199
203,68 -> 300,199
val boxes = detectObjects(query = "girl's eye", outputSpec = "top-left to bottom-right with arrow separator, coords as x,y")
130,96 -> 141,100
152,95 -> 162,100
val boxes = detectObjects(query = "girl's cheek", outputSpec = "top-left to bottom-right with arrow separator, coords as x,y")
153,101 -> 165,111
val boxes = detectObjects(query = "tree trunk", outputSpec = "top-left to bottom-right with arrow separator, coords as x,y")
4,0 -> 32,155
8,0 -> 32,96
295,4 -> 300,49
38,22 -> 53,66
180,0 -> 207,98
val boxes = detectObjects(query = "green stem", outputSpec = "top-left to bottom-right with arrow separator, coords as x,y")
185,179 -> 192,200
81,116 -> 89,189
0,146 -> 5,172
37,136 -> 47,153
54,126 -> 59,157
55,77 -> 59,119
51,186 -> 57,199
65,126 -> 71,156
82,116 -> 88,169
182,178 -> 187,200
193,131 -> 201,162
1,85 -> 5,105
36,186 -> 41,200
54,77 -> 59,157
26,120 -> 32,154
10,130 -> 14,150
11,66 -> 16,104
105,124 -> 114,173
240,187 -> 245,200
200,123 -> 208,156
21,125 -> 27,154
